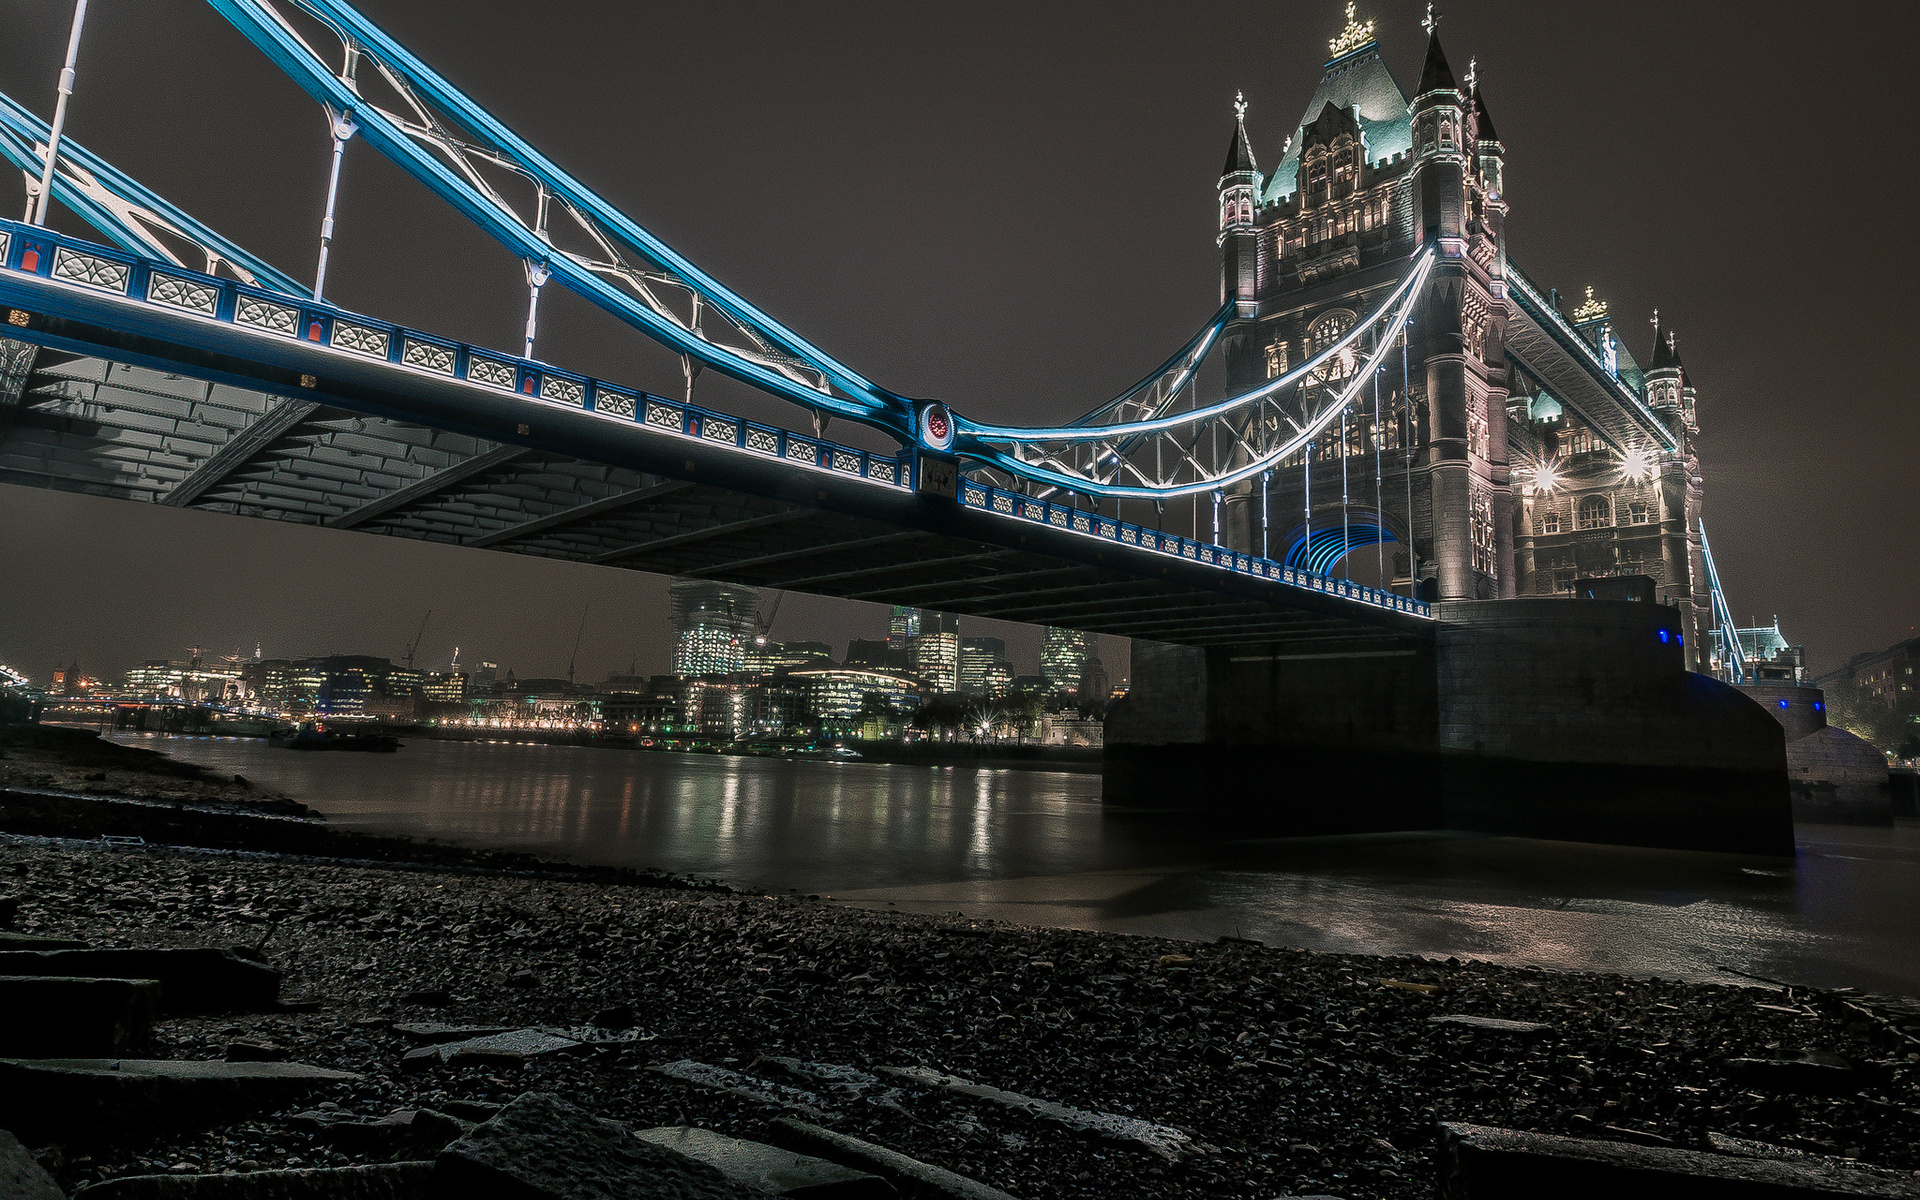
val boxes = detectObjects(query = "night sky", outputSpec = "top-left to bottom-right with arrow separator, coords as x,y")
0,0 -> 1914,684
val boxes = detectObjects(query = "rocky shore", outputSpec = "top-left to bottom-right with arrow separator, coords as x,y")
3,727 -> 1920,1197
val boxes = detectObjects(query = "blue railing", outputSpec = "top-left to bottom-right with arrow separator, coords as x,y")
960,480 -> 1431,619
0,217 -> 912,491
0,216 -> 1426,621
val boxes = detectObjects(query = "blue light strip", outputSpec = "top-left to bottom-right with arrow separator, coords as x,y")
1697,520 -> 1746,683
207,0 -> 906,428
959,479 -> 1430,619
0,217 -> 910,491
1285,523 -> 1397,577
0,216 -> 1428,622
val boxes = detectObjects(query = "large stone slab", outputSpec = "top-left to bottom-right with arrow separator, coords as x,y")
0,949 -> 279,1013
1429,1014 -> 1554,1035
0,1127 -> 64,1200
0,975 -> 160,1056
769,1119 -> 1020,1200
0,1058 -> 359,1142
432,1091 -> 769,1199
74,1162 -> 433,1198
635,1126 -> 896,1198
877,1066 -> 1196,1162
649,1060 -> 831,1119
1437,1122 -> 1920,1198
399,1030 -> 581,1074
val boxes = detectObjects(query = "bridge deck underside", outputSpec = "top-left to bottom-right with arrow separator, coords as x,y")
0,346 -> 1413,649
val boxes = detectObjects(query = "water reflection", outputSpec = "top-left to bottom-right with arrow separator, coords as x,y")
109,733 -> 1920,996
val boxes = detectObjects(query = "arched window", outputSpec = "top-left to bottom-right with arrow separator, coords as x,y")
1576,495 -> 1612,530
1627,501 -> 1652,525
1539,510 -> 1561,534
1306,309 -> 1357,382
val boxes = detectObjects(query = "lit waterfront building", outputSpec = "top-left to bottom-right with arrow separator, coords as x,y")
1040,628 -> 1091,697
744,639 -> 834,673
124,659 -> 241,703
959,637 -> 1010,697
911,613 -> 960,694
422,671 -> 468,702
790,667 -> 922,731
671,580 -> 759,677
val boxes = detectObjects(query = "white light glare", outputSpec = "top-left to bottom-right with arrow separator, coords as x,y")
1531,459 -> 1561,495
1620,447 -> 1655,482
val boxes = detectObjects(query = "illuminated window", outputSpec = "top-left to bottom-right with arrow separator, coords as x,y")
1576,495 -> 1612,530
1306,310 -> 1357,381
1627,501 -> 1652,525
1539,509 -> 1561,534
1265,340 -> 1288,380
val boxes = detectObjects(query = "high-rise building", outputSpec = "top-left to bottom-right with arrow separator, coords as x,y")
959,637 -> 1010,696
911,613 -> 960,694
887,606 -> 922,651
671,580 -> 760,677
1040,628 -> 1091,696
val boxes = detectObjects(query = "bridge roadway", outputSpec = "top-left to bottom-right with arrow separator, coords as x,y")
0,221 -> 1429,651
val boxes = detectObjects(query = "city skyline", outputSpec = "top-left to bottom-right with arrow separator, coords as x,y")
2,552 -> 1125,691
0,0 -> 1913,678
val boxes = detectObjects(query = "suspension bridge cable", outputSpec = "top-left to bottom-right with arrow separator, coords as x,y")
1341,406 -> 1350,580
1373,362 -> 1385,587
1402,321 -> 1417,597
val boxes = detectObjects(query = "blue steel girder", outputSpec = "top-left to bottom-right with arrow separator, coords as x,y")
0,91 -> 308,296
206,0 -> 915,435
0,215 -> 1431,629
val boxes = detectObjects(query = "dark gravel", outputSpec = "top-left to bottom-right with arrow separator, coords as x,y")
5,838 -> 1920,1198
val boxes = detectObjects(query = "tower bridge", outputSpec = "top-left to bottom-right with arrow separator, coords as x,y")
0,1 -> 1793,852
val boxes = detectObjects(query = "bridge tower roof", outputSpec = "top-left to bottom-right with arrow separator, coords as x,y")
1473,88 -> 1500,144
1416,30 -> 1459,96
1262,13 -> 1413,204
1222,108 -> 1259,178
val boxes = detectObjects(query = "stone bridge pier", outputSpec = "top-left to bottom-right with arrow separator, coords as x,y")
1104,599 -> 1793,855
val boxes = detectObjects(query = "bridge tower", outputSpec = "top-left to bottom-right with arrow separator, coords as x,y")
1215,9 -> 1511,601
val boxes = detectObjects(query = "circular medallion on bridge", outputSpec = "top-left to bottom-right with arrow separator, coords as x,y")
918,402 -> 954,452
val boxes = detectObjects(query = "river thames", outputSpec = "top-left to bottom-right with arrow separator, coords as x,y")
108,731 -> 1920,996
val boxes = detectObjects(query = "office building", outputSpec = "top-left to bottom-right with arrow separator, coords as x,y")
671,580 -> 760,677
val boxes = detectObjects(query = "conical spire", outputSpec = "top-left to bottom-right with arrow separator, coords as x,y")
1418,31 -> 1458,95
1648,327 -> 1683,370
1222,91 -> 1258,177
1473,89 -> 1500,143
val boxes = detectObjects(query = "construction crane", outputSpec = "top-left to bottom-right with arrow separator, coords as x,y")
754,590 -> 785,646
402,610 -> 432,670
565,605 -> 589,688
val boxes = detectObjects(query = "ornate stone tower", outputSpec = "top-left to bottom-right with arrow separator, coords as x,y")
1216,7 -> 1511,600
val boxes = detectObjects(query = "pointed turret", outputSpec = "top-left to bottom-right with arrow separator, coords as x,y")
1648,328 -> 1683,371
1644,324 -> 1694,434
1411,29 -> 1468,244
1473,89 -> 1500,145
1221,113 -> 1258,178
1217,93 -> 1261,309
1417,32 -> 1458,96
